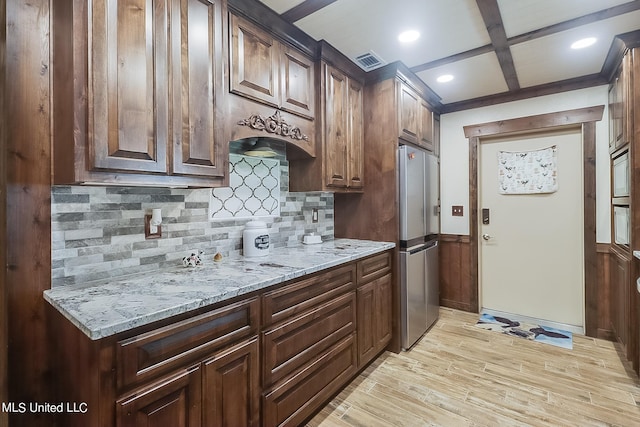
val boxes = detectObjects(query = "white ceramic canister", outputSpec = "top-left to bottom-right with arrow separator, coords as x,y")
243,220 -> 270,257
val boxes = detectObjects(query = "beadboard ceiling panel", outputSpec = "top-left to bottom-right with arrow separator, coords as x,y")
293,0 -> 490,68
257,0 -> 640,110
415,52 -> 508,104
512,10 -> 640,88
259,0 -> 304,14
498,0 -> 633,38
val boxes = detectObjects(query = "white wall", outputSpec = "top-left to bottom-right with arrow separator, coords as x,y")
440,85 -> 611,243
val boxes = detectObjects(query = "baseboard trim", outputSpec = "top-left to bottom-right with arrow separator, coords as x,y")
441,299 -> 473,313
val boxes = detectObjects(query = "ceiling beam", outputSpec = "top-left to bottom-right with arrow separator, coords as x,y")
281,0 -> 339,23
410,44 -> 494,74
411,1 -> 640,74
475,0 -> 520,91
441,73 -> 607,113
508,0 -> 640,46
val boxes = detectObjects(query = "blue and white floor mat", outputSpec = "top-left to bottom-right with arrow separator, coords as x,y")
475,312 -> 573,350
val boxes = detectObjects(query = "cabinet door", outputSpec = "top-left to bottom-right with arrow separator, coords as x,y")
280,46 -> 315,120
375,273 -> 393,352
324,65 -> 349,188
398,83 -> 419,144
90,0 -> 169,173
611,252 -> 629,350
608,82 -> 619,150
230,14 -> 279,108
171,0 -> 226,178
203,338 -> 260,427
357,273 -> 392,367
116,365 -> 201,427
347,79 -> 364,189
356,280 -> 376,366
419,101 -> 434,151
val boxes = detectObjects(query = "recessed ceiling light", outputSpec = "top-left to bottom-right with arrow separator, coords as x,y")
398,30 -> 420,43
571,37 -> 596,49
437,74 -> 454,83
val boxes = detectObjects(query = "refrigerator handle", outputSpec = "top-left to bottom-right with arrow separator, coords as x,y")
406,244 -> 429,254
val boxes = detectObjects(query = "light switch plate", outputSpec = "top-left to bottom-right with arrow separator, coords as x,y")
452,205 -> 464,217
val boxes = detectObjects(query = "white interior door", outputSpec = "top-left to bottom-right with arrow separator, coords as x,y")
479,128 -> 584,328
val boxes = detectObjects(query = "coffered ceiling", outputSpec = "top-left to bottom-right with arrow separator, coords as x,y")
257,0 -> 640,111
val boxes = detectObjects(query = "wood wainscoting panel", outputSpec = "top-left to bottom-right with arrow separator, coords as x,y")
596,243 -> 614,341
439,235 -> 475,312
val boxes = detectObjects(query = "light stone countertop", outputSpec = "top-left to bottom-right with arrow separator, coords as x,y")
634,250 -> 640,260
44,239 -> 395,340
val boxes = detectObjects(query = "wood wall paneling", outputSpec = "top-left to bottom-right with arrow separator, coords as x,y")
439,235 -> 474,312
0,0 -> 7,423
631,46 -> 640,374
334,78 -> 400,351
6,1 -> 53,426
596,244 -> 614,341
583,121 -> 599,337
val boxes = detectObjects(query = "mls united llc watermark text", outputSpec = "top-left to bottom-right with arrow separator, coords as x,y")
2,401 -> 88,414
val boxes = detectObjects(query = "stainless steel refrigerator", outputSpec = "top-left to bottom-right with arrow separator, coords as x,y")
399,144 -> 440,350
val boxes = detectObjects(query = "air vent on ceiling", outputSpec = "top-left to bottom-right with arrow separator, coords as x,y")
354,51 -> 386,71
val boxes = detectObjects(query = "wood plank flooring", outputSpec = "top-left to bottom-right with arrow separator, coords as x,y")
307,308 -> 640,426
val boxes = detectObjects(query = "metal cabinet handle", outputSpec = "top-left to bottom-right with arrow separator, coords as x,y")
482,234 -> 491,241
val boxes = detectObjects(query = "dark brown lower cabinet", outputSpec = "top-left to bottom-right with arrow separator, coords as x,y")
116,365 -> 202,427
262,334 -> 358,426
203,338 -> 260,427
116,337 -> 259,427
610,248 -> 630,353
357,273 -> 392,367
49,250 -> 393,427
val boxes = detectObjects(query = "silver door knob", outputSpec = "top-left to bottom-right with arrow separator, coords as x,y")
482,234 -> 491,241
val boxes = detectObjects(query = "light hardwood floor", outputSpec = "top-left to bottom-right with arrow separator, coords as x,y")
307,308 -> 640,426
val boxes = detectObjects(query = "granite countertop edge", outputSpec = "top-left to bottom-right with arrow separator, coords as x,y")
634,250 -> 640,260
44,239 -> 395,340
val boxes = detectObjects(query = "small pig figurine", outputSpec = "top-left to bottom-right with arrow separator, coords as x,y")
182,250 -> 204,267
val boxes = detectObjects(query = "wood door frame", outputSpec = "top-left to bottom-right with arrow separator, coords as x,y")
463,105 -> 604,336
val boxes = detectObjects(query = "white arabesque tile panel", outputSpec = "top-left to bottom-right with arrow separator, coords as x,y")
210,154 -> 281,221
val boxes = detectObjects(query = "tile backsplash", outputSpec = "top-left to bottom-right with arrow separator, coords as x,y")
51,144 -> 333,287
210,154 -> 281,220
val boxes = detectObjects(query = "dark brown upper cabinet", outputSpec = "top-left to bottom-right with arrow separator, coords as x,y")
229,13 -> 315,121
288,42 -> 365,193
419,100 -> 435,151
52,0 -> 228,187
324,65 -> 364,190
398,82 -> 434,151
170,0 -> 227,179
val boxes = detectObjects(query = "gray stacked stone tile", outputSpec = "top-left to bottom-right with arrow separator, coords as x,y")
51,146 -> 334,287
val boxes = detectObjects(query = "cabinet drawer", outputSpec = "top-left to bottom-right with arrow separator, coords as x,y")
262,292 -> 356,386
262,333 -> 357,427
116,364 -> 202,427
262,264 -> 356,326
117,298 -> 259,389
357,251 -> 392,284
